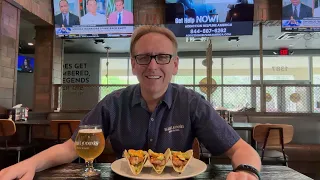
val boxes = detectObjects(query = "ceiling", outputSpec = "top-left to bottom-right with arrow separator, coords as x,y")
19,19 -> 320,54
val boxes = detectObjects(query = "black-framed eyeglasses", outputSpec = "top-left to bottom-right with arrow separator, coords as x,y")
134,54 -> 173,65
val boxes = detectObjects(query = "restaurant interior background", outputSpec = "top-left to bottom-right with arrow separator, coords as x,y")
17,19 -> 320,113
0,0 -> 320,179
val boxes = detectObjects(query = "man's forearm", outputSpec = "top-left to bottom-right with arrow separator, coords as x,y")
226,139 -> 261,171
28,139 -> 78,172
230,145 -> 261,171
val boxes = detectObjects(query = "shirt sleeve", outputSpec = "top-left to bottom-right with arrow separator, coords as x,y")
191,95 -> 240,156
71,95 -> 111,141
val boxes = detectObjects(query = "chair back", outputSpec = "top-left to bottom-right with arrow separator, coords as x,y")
192,138 -> 200,159
50,120 -> 80,141
0,119 -> 16,136
253,124 -> 294,146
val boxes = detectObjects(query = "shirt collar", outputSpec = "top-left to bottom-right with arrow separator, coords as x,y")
292,3 -> 301,9
131,83 -> 173,109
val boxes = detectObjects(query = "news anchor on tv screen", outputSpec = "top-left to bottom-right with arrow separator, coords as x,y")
282,0 -> 312,19
54,0 -> 80,27
108,0 -> 133,24
20,58 -> 33,73
81,0 -> 107,25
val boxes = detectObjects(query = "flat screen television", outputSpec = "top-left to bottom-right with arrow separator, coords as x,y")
17,55 -> 34,73
164,0 -> 254,37
53,0 -> 134,38
281,0 -> 320,32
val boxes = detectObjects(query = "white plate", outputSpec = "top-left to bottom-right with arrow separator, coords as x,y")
111,158 -> 207,180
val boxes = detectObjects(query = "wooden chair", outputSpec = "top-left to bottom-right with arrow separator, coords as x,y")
253,124 -> 294,166
50,120 -> 81,143
192,138 -> 200,159
0,119 -> 35,162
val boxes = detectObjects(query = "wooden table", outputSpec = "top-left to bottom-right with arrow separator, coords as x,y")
34,163 -> 312,180
15,120 -> 50,143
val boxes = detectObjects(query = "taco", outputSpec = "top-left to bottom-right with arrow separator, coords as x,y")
171,150 -> 193,173
123,149 -> 148,175
148,148 -> 171,174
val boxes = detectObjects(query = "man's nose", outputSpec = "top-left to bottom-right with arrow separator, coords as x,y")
147,58 -> 158,69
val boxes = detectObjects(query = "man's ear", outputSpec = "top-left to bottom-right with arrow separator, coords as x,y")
131,57 -> 137,75
173,56 -> 179,75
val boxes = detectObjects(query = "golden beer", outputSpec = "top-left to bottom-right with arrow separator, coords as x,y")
75,128 -> 105,161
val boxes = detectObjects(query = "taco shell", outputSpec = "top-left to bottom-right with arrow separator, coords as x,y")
171,149 -> 193,173
123,149 -> 148,175
148,148 -> 171,174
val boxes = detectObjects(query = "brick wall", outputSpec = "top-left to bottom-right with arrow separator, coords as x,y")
33,26 -> 53,112
0,0 -> 20,109
52,39 -> 63,84
13,0 -> 52,24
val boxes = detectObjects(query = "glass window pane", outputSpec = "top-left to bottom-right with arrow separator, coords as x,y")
100,58 -> 128,99
313,56 -> 320,113
195,58 -> 222,107
100,58 -> 128,85
223,57 -> 250,84
313,56 -> 320,84
129,59 -> 139,84
253,56 -> 309,81
172,58 -> 193,84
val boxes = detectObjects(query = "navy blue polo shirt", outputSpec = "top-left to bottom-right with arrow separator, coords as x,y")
71,83 -> 240,158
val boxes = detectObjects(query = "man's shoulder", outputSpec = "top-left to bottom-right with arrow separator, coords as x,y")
171,83 -> 204,100
283,4 -> 291,10
70,13 -> 79,18
109,11 -> 117,16
123,9 -> 133,15
55,13 -> 62,18
301,3 -> 312,10
97,13 -> 106,17
100,84 -> 138,101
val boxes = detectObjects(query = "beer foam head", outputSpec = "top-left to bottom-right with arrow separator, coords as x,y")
79,129 -> 102,133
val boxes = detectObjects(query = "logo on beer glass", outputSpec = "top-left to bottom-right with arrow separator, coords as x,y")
75,141 -> 100,149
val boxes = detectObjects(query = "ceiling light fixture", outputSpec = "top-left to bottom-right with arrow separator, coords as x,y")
28,43 -> 34,46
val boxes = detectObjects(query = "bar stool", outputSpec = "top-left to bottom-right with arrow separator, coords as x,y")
50,120 -> 80,143
253,124 -> 294,166
0,119 -> 35,162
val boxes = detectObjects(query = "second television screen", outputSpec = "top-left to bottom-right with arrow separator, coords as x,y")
165,0 -> 254,37
53,0 -> 134,38
282,0 -> 320,32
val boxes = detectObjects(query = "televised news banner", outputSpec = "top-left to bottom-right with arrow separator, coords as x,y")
55,24 -> 134,38
165,21 -> 254,37
282,18 -> 320,32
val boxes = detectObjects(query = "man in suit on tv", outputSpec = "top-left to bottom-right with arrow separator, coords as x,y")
282,0 -> 312,19
54,0 -> 80,27
108,0 -> 133,24
81,0 -> 107,25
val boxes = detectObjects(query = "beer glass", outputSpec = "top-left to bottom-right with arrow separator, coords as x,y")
75,125 -> 105,177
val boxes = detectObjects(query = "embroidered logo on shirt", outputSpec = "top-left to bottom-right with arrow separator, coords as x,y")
164,125 -> 184,133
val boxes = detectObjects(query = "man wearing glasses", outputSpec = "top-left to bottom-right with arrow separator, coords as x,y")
0,25 -> 261,180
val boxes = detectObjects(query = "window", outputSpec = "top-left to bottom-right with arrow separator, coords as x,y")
100,58 -> 128,99
222,57 -> 251,109
313,56 -> 320,113
172,58 -> 194,84
253,56 -> 309,81
195,58 -> 222,107
223,57 -> 251,84
128,59 -> 139,84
